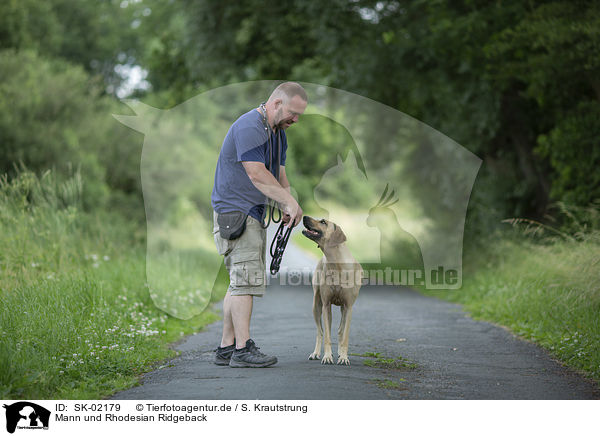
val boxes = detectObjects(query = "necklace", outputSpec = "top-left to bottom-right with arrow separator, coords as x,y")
259,102 -> 270,132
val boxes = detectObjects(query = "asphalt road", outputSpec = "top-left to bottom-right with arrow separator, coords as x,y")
110,278 -> 599,400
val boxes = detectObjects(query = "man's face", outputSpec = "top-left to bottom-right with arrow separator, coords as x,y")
274,95 -> 307,130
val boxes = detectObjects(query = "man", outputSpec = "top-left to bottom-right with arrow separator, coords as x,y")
211,82 -> 307,367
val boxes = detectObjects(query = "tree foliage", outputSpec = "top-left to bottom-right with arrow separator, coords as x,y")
0,0 -> 597,231
0,0 -> 144,91
143,0 -> 599,227
0,49 -> 142,213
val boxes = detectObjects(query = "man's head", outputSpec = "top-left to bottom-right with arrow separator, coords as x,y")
266,82 -> 308,130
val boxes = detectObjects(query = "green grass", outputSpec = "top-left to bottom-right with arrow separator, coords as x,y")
353,351 -> 418,370
429,231 -> 600,383
353,351 -> 416,391
0,169 -> 228,399
371,379 -> 407,390
363,356 -> 418,370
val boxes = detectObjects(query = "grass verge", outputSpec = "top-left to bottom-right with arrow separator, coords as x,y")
0,169 -> 228,399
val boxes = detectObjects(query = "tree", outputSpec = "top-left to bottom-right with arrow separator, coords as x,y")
0,49 -> 142,212
0,0 -> 144,93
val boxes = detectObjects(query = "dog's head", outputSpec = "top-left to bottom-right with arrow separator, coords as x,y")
302,216 -> 347,248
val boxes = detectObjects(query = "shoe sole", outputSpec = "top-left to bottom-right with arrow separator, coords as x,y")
229,357 -> 278,368
214,357 -> 231,366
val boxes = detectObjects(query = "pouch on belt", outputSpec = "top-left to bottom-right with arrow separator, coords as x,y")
217,211 -> 248,240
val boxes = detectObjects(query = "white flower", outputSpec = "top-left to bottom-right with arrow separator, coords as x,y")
92,262 -> 99,268
103,255 -> 110,261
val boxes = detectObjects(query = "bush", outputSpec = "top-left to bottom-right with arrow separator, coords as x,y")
0,49 -> 143,216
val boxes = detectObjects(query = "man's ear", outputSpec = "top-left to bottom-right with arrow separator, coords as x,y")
329,225 -> 347,246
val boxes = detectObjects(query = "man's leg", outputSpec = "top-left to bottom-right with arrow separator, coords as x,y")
214,215 -> 275,367
228,290 -> 276,367
214,290 -> 238,366
220,291 -> 235,347
229,294 -> 253,348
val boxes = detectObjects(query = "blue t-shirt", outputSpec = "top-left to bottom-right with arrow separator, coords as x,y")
211,109 -> 287,222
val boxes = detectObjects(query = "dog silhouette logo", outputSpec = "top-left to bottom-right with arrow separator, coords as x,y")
113,80 -> 481,320
3,402 -> 50,433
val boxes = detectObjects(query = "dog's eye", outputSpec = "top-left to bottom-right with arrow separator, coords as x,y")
320,219 -> 326,224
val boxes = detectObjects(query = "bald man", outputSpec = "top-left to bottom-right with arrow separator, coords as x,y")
211,82 -> 307,367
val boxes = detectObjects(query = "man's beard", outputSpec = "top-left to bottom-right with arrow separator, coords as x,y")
274,108 -> 290,130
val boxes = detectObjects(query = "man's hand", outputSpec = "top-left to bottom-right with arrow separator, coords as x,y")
282,199 -> 303,228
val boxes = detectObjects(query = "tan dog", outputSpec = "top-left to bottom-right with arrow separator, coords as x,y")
302,216 -> 363,365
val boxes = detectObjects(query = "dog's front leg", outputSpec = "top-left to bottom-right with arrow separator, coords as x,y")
309,292 -> 323,360
337,305 -> 353,365
321,302 -> 334,364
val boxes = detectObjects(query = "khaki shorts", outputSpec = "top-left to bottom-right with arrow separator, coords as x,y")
213,211 -> 267,296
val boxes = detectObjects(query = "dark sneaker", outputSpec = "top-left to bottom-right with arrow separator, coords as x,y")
214,342 -> 236,366
229,339 -> 278,368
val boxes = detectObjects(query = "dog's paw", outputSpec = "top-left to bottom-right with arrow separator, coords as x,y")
321,354 -> 334,365
308,352 -> 320,360
337,356 -> 350,365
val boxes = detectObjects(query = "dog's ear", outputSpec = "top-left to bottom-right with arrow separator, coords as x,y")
329,225 -> 347,246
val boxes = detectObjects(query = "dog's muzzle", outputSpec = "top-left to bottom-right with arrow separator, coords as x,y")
302,217 -> 322,241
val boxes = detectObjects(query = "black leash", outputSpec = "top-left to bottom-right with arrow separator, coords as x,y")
258,102 -> 293,274
258,102 -> 282,230
269,220 -> 295,275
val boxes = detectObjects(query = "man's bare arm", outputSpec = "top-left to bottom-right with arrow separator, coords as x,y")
279,166 -> 291,192
278,166 -> 295,224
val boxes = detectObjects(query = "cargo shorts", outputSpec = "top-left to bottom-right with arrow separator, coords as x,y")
213,211 -> 267,296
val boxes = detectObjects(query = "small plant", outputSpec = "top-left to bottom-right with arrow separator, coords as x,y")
372,379 -> 407,390
353,351 -> 382,358
355,351 -> 418,370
